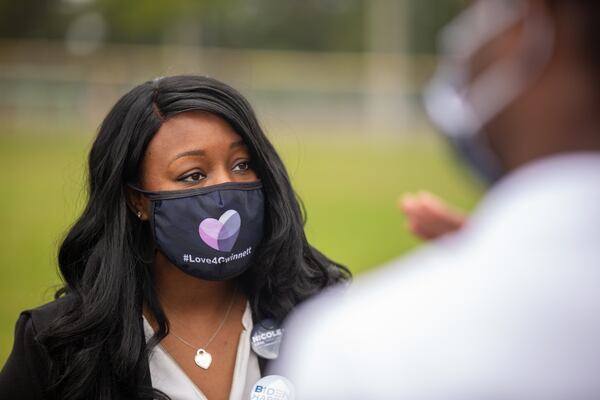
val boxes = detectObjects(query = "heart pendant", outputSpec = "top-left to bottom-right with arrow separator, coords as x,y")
194,349 -> 212,369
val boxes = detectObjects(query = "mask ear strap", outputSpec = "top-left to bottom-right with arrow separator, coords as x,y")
424,1 -> 528,139
440,0 -> 525,61
124,183 -> 152,224
423,1 -> 555,184
126,183 -> 154,196
425,0 -> 556,138
467,3 -> 555,129
125,181 -> 263,201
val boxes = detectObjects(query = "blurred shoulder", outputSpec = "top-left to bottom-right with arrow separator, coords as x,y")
282,239 -> 456,338
344,237 -> 461,307
23,295 -> 74,334
274,238 -> 473,396
0,298 -> 73,398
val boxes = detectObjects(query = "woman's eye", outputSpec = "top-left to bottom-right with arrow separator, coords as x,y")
180,172 -> 206,182
232,161 -> 250,172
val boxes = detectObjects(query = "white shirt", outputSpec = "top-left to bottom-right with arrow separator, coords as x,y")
143,302 -> 261,400
275,153 -> 600,399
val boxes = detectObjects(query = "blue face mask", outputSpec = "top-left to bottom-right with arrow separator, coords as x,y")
423,0 -> 555,184
133,181 -> 265,281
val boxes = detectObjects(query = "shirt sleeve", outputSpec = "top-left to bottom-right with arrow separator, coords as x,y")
0,313 -> 50,400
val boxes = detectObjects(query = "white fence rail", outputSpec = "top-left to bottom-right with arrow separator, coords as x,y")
0,39 -> 437,135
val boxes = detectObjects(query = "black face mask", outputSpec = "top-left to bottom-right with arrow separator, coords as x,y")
133,181 -> 265,281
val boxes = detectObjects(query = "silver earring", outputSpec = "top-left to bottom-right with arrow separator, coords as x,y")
136,211 -> 143,219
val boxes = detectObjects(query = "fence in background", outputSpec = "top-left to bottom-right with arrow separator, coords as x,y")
0,39 -> 437,135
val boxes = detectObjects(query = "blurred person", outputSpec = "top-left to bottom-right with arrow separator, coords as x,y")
274,0 -> 600,398
0,75 -> 350,400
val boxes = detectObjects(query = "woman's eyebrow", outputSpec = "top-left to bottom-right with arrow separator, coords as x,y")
169,149 -> 205,165
230,139 -> 246,149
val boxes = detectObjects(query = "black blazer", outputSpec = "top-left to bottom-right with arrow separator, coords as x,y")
0,299 -> 65,399
0,298 -> 269,399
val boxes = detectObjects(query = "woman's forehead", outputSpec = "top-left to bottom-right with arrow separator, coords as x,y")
145,112 -> 245,160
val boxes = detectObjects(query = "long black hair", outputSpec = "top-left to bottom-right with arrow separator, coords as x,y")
39,75 -> 350,400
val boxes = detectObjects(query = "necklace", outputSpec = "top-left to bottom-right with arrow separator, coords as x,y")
167,285 -> 237,370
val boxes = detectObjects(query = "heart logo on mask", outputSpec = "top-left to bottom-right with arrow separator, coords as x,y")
198,210 -> 241,252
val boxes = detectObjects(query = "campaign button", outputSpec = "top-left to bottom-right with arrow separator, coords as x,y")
251,319 -> 284,359
250,375 -> 295,400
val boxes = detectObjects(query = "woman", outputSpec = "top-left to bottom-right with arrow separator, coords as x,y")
0,75 -> 350,400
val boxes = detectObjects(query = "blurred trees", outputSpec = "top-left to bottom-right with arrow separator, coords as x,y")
0,0 -> 66,39
0,0 -> 464,53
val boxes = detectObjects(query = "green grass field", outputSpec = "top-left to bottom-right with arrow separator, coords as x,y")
0,130 -> 482,364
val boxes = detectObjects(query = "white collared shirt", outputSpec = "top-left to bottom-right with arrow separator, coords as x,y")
143,301 -> 261,400
276,153 -> 600,399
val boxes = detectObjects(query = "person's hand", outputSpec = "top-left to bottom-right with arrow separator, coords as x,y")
399,191 -> 467,241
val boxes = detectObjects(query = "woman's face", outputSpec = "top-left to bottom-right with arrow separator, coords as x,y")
130,111 -> 258,219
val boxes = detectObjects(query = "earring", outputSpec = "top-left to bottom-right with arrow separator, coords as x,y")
136,211 -> 143,219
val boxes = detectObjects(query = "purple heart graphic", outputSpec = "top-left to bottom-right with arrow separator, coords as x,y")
198,210 -> 241,252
